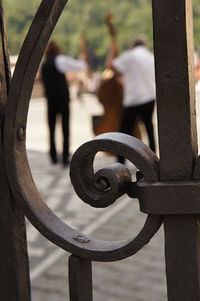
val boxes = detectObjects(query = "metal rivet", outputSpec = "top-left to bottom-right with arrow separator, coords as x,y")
17,127 -> 25,141
74,235 -> 90,244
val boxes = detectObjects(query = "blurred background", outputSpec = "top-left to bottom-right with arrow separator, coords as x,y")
3,1 -> 200,300
4,0 -> 200,67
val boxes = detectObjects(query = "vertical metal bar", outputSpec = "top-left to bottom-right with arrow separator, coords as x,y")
152,0 -> 200,300
153,0 -> 198,181
69,255 -> 93,301
0,2 -> 31,300
0,1 -> 10,112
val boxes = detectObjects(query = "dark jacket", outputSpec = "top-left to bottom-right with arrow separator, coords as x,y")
41,57 -> 70,112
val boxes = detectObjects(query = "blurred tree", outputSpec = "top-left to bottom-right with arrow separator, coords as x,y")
4,0 -> 200,69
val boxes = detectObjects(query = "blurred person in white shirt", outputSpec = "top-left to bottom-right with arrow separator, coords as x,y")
107,37 -> 156,163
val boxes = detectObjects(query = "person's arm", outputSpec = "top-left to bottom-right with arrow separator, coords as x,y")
55,54 -> 87,73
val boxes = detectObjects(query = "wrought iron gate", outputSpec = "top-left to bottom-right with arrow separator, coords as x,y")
0,0 -> 200,300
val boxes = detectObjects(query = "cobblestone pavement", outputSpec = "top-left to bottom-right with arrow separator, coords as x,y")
27,150 -> 167,301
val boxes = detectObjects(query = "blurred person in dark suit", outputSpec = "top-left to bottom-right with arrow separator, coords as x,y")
41,40 -> 87,166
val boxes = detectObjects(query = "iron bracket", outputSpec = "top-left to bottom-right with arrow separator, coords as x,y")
133,180 -> 200,214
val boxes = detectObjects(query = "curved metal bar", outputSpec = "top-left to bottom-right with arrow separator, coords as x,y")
3,1 -> 162,262
70,132 -> 160,208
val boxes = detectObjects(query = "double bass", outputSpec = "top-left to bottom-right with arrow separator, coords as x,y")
93,13 -> 141,139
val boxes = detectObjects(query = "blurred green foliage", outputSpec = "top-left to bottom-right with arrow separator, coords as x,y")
3,0 -> 200,69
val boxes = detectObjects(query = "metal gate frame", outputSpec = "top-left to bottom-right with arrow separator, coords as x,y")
0,0 -> 200,300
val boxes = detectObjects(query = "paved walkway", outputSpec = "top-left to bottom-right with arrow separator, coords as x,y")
26,90 -> 200,300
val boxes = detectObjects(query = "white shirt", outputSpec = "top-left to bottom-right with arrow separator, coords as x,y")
113,46 -> 156,107
55,54 -> 87,73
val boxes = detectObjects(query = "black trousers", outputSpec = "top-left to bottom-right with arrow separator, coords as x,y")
48,104 -> 69,164
118,100 -> 155,163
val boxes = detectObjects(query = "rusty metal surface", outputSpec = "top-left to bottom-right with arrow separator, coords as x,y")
1,0 -> 200,299
0,1 -> 10,113
0,130 -> 31,300
152,0 -> 197,181
193,155 -> 200,180
2,0 -> 162,263
5,128 -> 162,260
69,256 -> 93,301
70,132 -> 159,208
136,180 -> 200,214
0,1 -> 31,300
153,0 -> 200,300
